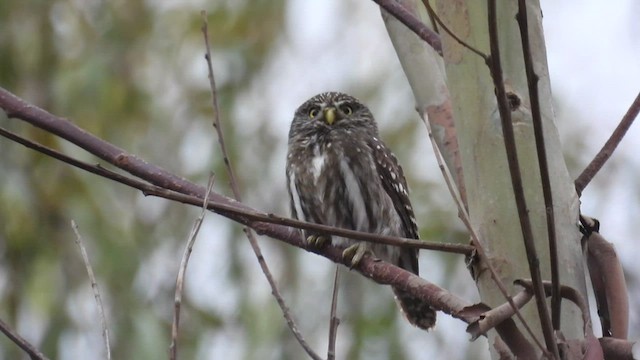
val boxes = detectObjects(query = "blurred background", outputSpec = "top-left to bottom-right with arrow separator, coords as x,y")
0,0 -> 638,359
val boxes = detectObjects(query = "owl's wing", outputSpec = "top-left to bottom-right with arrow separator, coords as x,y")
369,137 -> 420,273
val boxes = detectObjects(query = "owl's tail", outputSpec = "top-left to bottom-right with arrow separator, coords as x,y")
392,287 -> 437,330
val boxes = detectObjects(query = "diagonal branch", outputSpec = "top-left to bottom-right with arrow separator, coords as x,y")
486,1 -> 558,358
574,91 -> 640,195
198,14 -> 321,360
420,0 -> 488,60
372,0 -> 442,55
0,318 -> 49,360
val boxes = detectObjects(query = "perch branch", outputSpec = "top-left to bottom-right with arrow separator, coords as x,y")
0,124 -> 473,256
487,1 -> 558,358
0,86 -> 478,339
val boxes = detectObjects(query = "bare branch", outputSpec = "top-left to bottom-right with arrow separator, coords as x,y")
599,337 -> 638,360
515,0 -> 561,331
466,288 -> 533,341
420,0 -> 489,60
585,231 -> 629,339
170,175 -> 215,360
327,266 -> 341,360
461,301 -> 536,360
486,1 -> 557,357
71,220 -> 111,359
372,0 -> 442,55
0,318 -> 49,360
70,221 -> 111,360
575,91 -> 640,195
200,13 -> 321,360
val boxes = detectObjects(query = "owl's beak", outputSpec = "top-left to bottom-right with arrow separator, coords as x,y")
323,107 -> 336,125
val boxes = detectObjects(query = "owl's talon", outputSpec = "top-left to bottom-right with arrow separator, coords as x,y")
306,234 -> 329,249
342,243 -> 371,268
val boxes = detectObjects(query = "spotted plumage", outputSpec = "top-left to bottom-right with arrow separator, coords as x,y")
286,91 -> 436,330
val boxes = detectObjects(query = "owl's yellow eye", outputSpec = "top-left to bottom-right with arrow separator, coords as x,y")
340,105 -> 353,115
309,107 -> 319,118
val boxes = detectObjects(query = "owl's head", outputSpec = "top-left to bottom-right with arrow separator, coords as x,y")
289,92 -> 378,140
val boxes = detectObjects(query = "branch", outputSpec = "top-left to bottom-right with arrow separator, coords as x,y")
0,86 -> 486,342
71,221 -> 111,360
0,318 -> 49,360
515,0 -> 561,331
200,13 -> 321,359
585,231 -> 629,339
420,0 -> 488,60
0,124 -> 474,255
372,0 -> 442,55
599,337 -> 639,360
327,267 -> 341,360
574,91 -> 640,195
170,175 -> 214,360
486,1 -> 558,358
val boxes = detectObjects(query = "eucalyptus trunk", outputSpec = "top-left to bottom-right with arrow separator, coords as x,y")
383,0 -> 588,358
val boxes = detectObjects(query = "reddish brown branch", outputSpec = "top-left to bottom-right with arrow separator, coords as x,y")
372,0 -> 443,55
463,294 -> 537,360
575,91 -> 640,195
599,337 -> 637,360
0,86 -> 481,340
586,232 -> 629,339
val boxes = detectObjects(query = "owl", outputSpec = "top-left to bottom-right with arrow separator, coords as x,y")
285,91 -> 436,330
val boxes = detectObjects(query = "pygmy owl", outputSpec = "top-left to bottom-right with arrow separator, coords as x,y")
285,91 -> 436,330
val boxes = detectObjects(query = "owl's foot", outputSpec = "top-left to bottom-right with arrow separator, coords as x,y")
342,243 -> 371,268
306,234 -> 330,249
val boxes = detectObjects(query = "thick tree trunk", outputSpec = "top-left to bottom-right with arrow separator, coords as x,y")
383,0 -> 589,358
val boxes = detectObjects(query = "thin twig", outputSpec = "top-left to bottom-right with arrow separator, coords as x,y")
515,0 -> 561,331
170,175 -> 215,360
70,221 -> 111,360
372,0 -> 443,56
327,266 -> 341,360
574,91 -> 640,195
0,318 -> 49,360
486,1 -> 558,358
421,0 -> 489,60
0,126 -> 473,256
201,12 -> 321,360
422,110 -> 543,353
